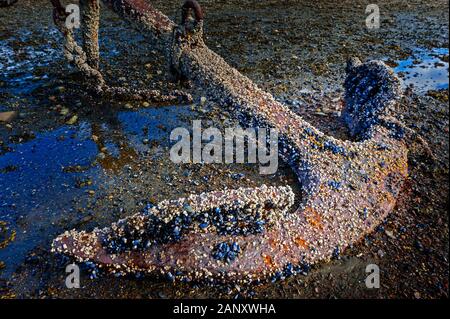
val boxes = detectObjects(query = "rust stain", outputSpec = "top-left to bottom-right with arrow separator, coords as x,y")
262,253 -> 275,268
304,207 -> 323,230
268,237 -> 278,248
294,236 -> 309,249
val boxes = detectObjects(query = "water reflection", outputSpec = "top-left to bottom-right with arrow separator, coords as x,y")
0,105 -> 192,276
393,47 -> 449,93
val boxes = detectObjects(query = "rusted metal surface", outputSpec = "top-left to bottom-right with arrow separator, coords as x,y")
182,0 -> 204,24
101,0 -> 175,39
52,0 -> 409,283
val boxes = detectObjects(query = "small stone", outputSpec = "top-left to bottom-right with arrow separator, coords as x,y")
0,111 -> 18,123
385,229 -> 395,239
142,101 -> 150,107
200,96 -> 207,105
66,115 -> 78,125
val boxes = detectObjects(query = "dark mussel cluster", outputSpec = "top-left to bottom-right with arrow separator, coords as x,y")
101,204 -> 192,254
270,261 -> 312,283
327,180 -> 342,190
202,201 -> 275,236
384,121 -> 405,140
102,200 -> 278,254
212,241 -> 241,263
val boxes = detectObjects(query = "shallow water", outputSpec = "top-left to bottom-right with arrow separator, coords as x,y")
0,28 -> 61,101
393,47 -> 449,93
0,105 -> 195,276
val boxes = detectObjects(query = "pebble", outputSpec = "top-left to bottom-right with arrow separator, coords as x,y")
66,115 -> 78,125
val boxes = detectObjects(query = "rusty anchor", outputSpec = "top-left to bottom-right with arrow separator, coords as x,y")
52,0 -> 410,283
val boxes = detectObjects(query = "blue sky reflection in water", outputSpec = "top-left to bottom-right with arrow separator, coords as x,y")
393,47 -> 449,93
0,105 -> 192,277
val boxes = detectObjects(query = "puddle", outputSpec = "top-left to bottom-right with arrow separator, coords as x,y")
0,29 -> 62,100
0,105 -> 194,277
391,47 -> 449,93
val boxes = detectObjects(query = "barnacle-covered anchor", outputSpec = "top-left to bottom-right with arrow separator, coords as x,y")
52,0 -> 409,284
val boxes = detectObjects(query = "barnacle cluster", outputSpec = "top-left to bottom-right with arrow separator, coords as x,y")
99,185 -> 295,254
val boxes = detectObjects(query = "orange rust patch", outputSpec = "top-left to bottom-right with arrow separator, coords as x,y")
262,254 -> 275,268
294,237 -> 309,249
304,207 -> 324,230
268,237 -> 278,248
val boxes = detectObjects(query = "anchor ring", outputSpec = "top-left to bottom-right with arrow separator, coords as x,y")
181,0 -> 203,25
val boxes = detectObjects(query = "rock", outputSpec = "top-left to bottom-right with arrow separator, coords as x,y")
59,107 -> 69,116
0,111 -> 18,123
142,101 -> 150,107
66,115 -> 78,125
97,152 -> 106,160
385,229 -> 395,239
200,96 -> 207,105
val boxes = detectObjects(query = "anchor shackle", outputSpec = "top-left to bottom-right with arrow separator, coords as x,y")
181,0 -> 203,25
